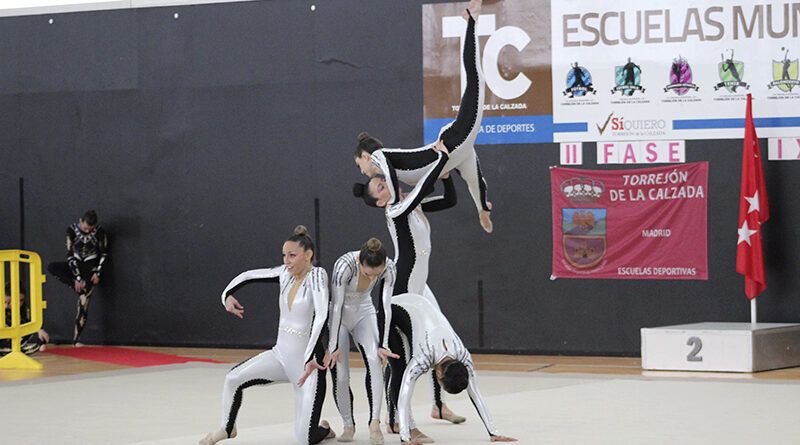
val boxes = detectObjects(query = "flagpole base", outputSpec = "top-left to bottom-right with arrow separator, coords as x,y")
641,322 -> 800,373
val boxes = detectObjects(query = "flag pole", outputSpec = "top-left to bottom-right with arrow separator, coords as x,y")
738,94 -> 768,320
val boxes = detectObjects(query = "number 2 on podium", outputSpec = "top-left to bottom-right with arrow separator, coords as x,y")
686,336 -> 703,362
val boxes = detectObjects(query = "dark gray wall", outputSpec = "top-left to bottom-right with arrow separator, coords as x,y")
0,0 -> 798,355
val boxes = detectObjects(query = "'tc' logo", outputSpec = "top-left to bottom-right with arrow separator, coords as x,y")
442,14 -> 532,100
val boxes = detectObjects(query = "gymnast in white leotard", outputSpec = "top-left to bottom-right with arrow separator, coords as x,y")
354,5 -> 492,233
353,156 -> 455,301
324,238 -> 398,445
353,167 -> 465,433
388,293 -> 517,445
199,226 -> 334,445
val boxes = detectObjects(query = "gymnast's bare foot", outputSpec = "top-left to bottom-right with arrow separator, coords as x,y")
198,427 -> 236,445
491,435 -> 518,442
337,425 -> 354,442
369,419 -> 384,445
431,403 -> 466,424
480,201 -> 493,233
462,0 -> 481,21
411,428 -> 434,443
322,420 -> 336,440
386,421 -> 399,434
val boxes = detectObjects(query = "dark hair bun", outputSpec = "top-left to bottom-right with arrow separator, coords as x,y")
353,183 -> 365,198
357,132 -> 371,143
293,225 -> 309,237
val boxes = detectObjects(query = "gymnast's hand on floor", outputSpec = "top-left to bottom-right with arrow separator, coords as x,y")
91,273 -> 100,285
297,360 -> 325,387
224,295 -> 245,318
490,435 -> 517,442
323,350 -> 341,369
73,280 -> 86,293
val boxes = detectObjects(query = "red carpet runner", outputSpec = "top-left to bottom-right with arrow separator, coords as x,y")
44,346 -> 221,367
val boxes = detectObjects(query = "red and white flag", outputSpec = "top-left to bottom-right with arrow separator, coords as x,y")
736,94 -> 769,300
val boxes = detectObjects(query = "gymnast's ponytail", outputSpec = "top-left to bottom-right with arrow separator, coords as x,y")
359,237 -> 387,268
287,225 -> 315,261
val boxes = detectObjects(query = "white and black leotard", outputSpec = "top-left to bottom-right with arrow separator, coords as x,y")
388,293 -> 500,442
327,251 -> 396,428
216,266 -> 330,445
382,172 -> 457,423
385,165 -> 457,298
371,14 -> 488,214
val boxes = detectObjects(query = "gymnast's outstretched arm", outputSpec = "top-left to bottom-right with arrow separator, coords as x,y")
386,151 -> 449,219
420,175 -> 457,213
219,266 -> 284,306
465,359 -> 517,442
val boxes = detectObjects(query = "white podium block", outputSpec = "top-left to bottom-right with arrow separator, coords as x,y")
641,322 -> 800,372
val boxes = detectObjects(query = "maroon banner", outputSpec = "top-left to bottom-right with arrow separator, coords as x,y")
551,162 -> 708,280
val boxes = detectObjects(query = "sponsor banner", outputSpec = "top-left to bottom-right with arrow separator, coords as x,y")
551,0 -> 800,142
423,115 -> 552,144
551,162 -> 708,280
768,137 -> 800,160
422,0 -> 552,145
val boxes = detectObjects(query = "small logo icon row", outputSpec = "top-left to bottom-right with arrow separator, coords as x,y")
562,48 -> 798,98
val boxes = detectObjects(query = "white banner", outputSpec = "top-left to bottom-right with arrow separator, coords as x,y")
551,0 -> 800,142
560,142 -> 583,164
597,141 -> 685,165
768,137 -> 800,160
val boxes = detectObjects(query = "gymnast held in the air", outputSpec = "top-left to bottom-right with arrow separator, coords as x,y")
200,226 -> 334,445
325,238 -> 399,444
354,0 -> 492,233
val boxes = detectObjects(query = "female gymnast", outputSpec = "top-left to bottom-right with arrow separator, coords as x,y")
388,293 -> 517,445
354,0 -> 492,233
199,226 -> 334,445
352,160 -> 453,299
324,238 -> 399,444
354,164 -> 465,433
